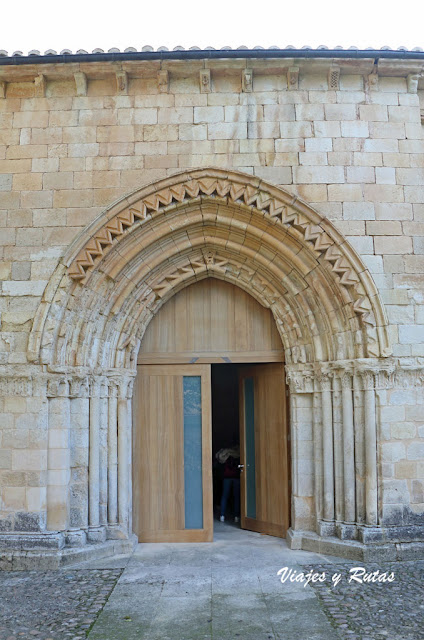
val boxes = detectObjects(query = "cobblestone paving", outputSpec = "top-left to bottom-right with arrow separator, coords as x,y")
0,569 -> 122,640
305,560 -> 424,640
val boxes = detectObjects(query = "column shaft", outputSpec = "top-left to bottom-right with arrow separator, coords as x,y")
321,382 -> 334,521
108,395 -> 118,524
89,396 -> 100,528
118,397 -> 129,529
47,395 -> 71,530
313,391 -> 323,524
341,374 -> 355,523
364,380 -> 378,525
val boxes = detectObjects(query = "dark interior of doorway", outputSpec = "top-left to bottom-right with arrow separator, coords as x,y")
211,364 -> 240,524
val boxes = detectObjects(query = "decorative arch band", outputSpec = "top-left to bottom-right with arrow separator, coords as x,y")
29,168 -> 391,366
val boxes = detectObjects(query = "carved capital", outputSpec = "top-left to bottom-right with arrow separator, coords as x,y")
69,376 -> 90,398
285,367 -> 315,394
340,371 -> 353,390
47,376 -> 69,398
360,370 -> 375,391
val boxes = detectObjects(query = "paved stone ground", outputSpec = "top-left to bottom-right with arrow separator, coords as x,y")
1,526 -> 423,639
0,568 -> 123,640
304,560 -> 424,640
87,523 -> 341,640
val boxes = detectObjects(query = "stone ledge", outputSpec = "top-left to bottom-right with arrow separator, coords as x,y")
0,535 -> 137,571
287,528 -> 424,561
0,531 -> 65,551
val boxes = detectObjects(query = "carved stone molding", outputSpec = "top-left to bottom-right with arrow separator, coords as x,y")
285,358 -> 424,394
40,372 -> 136,399
0,376 -> 32,397
28,169 -> 392,368
68,171 -> 374,320
64,170 -> 386,336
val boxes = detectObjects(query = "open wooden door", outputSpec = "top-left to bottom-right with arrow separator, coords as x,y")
238,363 -> 289,538
133,364 -> 212,542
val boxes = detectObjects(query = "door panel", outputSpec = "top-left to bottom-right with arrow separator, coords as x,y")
239,363 -> 289,538
133,364 -> 212,542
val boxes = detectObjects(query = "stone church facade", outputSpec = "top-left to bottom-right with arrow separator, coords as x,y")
0,47 -> 423,568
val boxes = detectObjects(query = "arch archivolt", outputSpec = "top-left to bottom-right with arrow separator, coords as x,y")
28,168 -> 391,371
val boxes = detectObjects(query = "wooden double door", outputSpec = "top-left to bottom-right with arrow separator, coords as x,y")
132,362 -> 289,542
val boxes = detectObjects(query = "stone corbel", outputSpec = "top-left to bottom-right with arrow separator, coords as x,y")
116,71 -> 128,95
200,69 -> 211,93
328,66 -> 340,90
242,68 -> 253,93
157,70 -> 169,93
407,73 -> 420,93
287,67 -> 299,91
74,72 -> 87,96
367,69 -> 379,91
0,82 -> 6,99
34,74 -> 46,97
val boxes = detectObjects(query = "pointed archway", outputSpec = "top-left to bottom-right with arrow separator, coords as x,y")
28,168 -> 392,557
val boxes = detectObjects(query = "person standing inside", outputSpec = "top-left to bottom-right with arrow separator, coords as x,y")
216,445 -> 240,523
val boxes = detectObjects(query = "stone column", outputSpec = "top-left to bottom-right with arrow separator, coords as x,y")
353,373 -> 365,524
47,378 -> 71,532
285,367 -> 316,543
312,387 -> 323,526
67,376 -> 90,546
118,378 -> 130,532
88,379 -> 105,542
107,382 -> 118,527
332,374 -> 343,523
363,371 -> 378,525
127,380 -> 134,535
341,371 -> 355,524
321,374 -> 334,523
99,380 -> 109,526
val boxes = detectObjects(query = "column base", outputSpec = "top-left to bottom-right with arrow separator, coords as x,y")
335,522 -> 358,540
317,520 -> 336,537
0,534 -> 138,571
65,529 -> 87,547
87,526 -> 107,543
286,527 -> 424,561
106,523 -> 129,540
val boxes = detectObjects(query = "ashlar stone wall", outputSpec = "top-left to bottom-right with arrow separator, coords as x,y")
0,54 -> 423,561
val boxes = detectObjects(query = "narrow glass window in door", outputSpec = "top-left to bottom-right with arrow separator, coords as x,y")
183,376 -> 203,529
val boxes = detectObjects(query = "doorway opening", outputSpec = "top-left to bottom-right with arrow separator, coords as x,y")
132,359 -> 289,543
132,277 -> 289,543
211,364 -> 240,527
211,362 -> 290,539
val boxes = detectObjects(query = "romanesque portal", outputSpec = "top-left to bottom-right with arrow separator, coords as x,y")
2,167 -> 415,565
